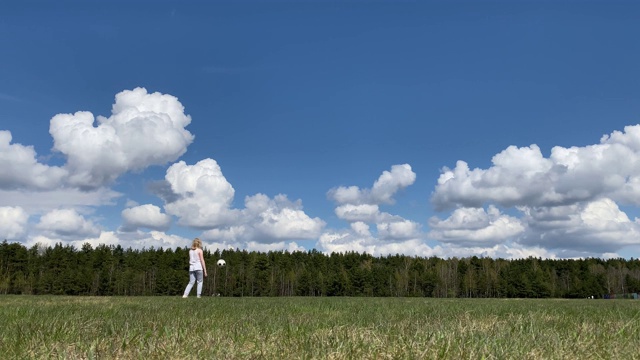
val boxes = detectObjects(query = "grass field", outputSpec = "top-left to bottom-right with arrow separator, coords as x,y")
0,296 -> 638,359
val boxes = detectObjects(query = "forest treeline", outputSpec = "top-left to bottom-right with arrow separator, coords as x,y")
1,240 -> 639,298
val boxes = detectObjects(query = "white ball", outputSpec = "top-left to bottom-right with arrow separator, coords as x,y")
217,259 -> 226,267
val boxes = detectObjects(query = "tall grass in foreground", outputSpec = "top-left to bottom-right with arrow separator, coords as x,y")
0,296 -> 638,359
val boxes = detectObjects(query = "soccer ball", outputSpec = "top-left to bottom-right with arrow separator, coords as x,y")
217,259 -> 226,268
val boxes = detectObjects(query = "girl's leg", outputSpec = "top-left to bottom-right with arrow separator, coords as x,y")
196,270 -> 204,297
183,271 -> 196,297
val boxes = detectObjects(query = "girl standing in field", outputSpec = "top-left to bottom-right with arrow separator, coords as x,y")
183,238 -> 207,298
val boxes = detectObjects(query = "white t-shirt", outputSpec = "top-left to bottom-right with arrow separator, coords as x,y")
189,249 -> 203,271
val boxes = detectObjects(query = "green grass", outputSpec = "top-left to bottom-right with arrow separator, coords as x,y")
0,296 -> 638,359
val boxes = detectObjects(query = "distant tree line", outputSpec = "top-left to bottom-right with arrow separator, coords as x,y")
1,240 -> 639,298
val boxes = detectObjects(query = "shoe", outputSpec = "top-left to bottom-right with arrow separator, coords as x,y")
197,296 -> 201,298
182,295 -> 188,298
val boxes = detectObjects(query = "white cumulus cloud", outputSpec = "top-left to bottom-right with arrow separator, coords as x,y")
28,230 -> 192,252
377,219 -> 422,240
430,125 -> 640,256
244,194 -> 325,241
520,198 -> 640,253
328,164 -> 416,205
319,164 -> 424,254
121,204 -> 172,232
114,230 -> 191,249
0,130 -> 67,190
244,241 -> 306,253
164,158 -> 238,228
432,125 -> 640,210
334,204 -> 380,222
36,208 -> 100,239
0,206 -> 29,240
164,158 -> 324,244
49,87 -> 194,189
200,193 -> 325,243
317,224 -> 377,255
317,223 -> 435,257
428,206 -> 525,246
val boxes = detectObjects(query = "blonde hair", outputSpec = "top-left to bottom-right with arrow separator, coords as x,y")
191,238 -> 202,250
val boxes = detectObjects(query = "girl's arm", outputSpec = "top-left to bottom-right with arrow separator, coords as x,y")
198,249 -> 207,277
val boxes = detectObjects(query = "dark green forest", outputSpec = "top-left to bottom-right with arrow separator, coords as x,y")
1,240 -> 639,298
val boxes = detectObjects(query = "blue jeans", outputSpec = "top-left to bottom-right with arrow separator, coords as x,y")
183,270 -> 203,297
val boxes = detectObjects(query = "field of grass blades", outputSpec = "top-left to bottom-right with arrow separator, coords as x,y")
0,296 -> 638,359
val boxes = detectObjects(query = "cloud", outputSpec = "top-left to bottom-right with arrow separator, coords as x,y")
163,158 -> 238,228
35,208 -> 101,239
317,223 -> 434,257
0,187 -> 120,214
201,226 -> 248,244
191,237 -> 305,253
121,204 -> 172,232
428,206 -> 525,246
28,230 -> 192,251
0,130 -> 67,191
69,231 -> 122,249
438,242 -> 558,260
243,241 -> 306,253
432,125 -> 640,210
318,164 -> 424,255
430,125 -> 640,256
316,222 -> 560,259
113,230 -> 191,249
317,223 -> 377,254
370,164 -> 417,204
0,206 -> 28,240
243,194 -> 325,241
377,219 -> 422,240
164,158 -> 324,244
334,204 -> 381,223
200,193 -> 325,243
328,164 -> 416,205
49,87 -> 194,189
520,198 -> 640,253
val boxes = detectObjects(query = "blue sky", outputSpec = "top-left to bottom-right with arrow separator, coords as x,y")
1,1 -> 640,259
